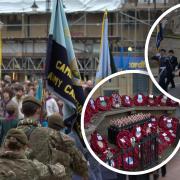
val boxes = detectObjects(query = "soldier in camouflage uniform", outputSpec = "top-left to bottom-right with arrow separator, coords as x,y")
17,96 -> 88,180
47,113 -> 88,180
0,128 -> 66,180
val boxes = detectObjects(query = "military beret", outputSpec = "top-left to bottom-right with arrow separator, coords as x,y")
48,113 -> 65,130
6,129 -> 28,145
23,96 -> 42,107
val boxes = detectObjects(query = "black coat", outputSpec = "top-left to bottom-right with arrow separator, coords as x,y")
169,56 -> 178,71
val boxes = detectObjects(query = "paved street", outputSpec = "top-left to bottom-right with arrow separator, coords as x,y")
159,150 -> 180,180
151,67 -> 180,99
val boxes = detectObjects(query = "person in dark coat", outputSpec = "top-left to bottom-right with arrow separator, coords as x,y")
166,50 -> 178,88
152,49 -> 168,91
165,56 -> 174,91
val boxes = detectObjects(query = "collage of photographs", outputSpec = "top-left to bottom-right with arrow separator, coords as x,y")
0,0 -> 179,180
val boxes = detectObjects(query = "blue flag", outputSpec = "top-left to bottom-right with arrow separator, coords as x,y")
95,11 -> 112,84
35,79 -> 43,101
156,22 -> 164,50
45,0 -> 85,134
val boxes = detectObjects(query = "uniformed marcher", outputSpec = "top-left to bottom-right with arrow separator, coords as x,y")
0,128 -> 66,180
17,96 -> 88,179
166,50 -> 178,88
152,49 -> 168,91
165,55 -> 174,91
47,113 -> 89,180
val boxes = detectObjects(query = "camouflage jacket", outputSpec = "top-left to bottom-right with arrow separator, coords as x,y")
17,118 -> 88,179
0,151 -> 65,180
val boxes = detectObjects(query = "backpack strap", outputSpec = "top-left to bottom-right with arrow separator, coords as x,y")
24,126 -> 36,140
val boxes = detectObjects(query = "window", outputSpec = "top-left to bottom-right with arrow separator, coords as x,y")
133,74 -> 149,95
104,89 -> 119,97
7,15 -> 22,31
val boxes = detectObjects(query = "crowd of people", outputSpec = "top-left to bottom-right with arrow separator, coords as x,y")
152,49 -> 178,91
0,75 -> 97,179
0,75 -> 170,180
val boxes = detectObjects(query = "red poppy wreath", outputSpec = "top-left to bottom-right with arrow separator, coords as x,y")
90,131 -> 108,154
95,96 -> 111,111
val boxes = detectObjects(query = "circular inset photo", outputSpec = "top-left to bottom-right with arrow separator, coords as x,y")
145,4 -> 180,101
81,71 -> 180,175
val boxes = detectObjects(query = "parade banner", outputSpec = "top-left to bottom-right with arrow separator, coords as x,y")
45,0 -> 85,132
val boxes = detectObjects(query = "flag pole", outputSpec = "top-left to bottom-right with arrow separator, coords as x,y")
156,24 -> 160,53
0,21 -> 3,81
98,10 -> 108,64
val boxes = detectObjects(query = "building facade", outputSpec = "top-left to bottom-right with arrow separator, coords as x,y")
92,73 -> 160,99
0,0 -> 179,81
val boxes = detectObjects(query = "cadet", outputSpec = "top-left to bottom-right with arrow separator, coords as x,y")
0,128 -> 66,180
17,96 -> 88,179
152,49 -> 168,91
47,113 -> 89,180
166,50 -> 178,88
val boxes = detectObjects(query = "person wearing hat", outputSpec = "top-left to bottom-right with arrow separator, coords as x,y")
0,128 -> 66,179
12,84 -> 25,119
47,113 -> 88,180
17,96 -> 42,131
17,97 -> 88,180
0,102 -> 19,145
48,113 -> 65,130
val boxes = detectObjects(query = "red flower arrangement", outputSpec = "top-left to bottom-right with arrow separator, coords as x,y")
167,129 -> 177,144
110,93 -> 121,108
159,116 -> 178,132
116,130 -> 133,149
166,98 -> 179,107
88,98 -> 99,113
120,151 -> 139,171
95,96 -> 111,111
132,126 -> 143,142
142,122 -> 157,136
133,93 -> 147,106
84,107 -> 92,126
90,131 -> 108,154
150,115 -> 158,127
147,94 -> 158,106
121,95 -> 133,107
100,148 -> 122,168
157,95 -> 168,106
159,131 -> 173,146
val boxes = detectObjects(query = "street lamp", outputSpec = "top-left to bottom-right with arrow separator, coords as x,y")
128,46 -> 133,52
127,46 -> 133,70
31,0 -> 39,12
